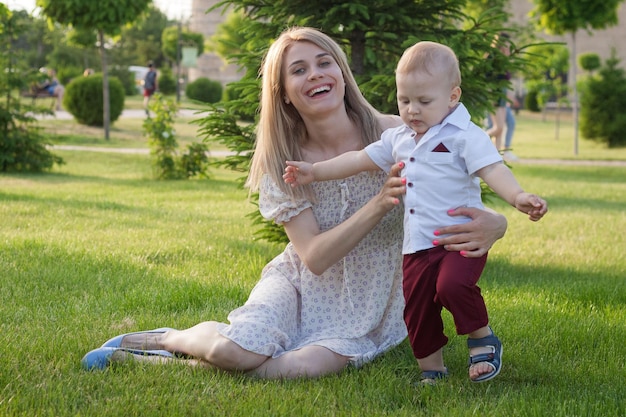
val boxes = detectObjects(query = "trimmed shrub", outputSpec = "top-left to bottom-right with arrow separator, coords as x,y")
524,89 -> 541,112
109,67 -> 137,96
185,77 -> 222,103
158,66 -> 177,95
579,52 -> 626,147
578,53 -> 601,74
63,74 -> 125,126
57,66 -> 83,86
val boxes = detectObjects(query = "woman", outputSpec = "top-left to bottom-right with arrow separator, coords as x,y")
485,33 -> 512,152
82,27 -> 507,379
38,68 -> 64,111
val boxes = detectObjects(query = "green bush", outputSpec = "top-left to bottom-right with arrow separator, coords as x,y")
579,52 -> 626,148
63,74 -> 124,126
0,108 -> 64,172
158,66 -> 177,95
524,89 -> 541,112
185,77 -> 222,103
578,53 -> 601,73
144,93 -> 210,179
109,67 -> 137,96
57,66 -> 83,86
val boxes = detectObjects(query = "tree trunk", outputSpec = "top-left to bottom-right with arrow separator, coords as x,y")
571,31 -> 578,155
98,30 -> 110,141
349,29 -> 366,76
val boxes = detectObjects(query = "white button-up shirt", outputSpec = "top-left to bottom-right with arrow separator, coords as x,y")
365,103 -> 502,254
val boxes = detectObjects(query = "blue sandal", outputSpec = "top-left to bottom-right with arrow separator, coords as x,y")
418,368 -> 449,386
467,330 -> 503,383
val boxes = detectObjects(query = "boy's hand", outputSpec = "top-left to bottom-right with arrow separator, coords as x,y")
284,161 -> 315,187
515,192 -> 548,221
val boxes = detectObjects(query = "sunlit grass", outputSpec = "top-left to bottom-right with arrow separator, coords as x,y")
1,150 -> 625,416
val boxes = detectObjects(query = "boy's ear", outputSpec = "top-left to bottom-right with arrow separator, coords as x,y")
450,86 -> 462,106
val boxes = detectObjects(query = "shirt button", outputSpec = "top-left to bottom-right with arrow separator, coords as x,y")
409,157 -> 415,162
407,182 -> 413,187
409,209 -> 415,214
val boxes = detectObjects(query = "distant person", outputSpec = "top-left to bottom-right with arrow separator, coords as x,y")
485,33 -> 512,155
284,41 -> 548,384
38,68 -> 64,111
486,91 -> 519,161
143,62 -> 158,116
83,68 -> 94,77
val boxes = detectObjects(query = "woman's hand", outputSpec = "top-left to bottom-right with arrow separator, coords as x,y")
284,162 -> 406,275
433,207 -> 507,258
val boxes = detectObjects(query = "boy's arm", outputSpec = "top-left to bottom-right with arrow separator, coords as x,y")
477,162 -> 548,221
285,150 -> 380,187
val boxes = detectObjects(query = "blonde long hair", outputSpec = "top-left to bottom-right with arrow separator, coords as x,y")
245,27 -> 383,199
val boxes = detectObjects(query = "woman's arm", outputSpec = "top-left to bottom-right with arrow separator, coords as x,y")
433,207 -> 508,257
283,162 -> 405,275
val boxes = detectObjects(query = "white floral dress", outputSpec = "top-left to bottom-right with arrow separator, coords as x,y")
216,172 -> 407,367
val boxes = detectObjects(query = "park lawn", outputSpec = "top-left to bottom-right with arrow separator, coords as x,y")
505,110 -> 626,161
1,150 -> 625,416
36,97 -> 626,162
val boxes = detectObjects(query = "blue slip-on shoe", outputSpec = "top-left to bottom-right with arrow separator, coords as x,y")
101,328 -> 173,349
81,346 -> 174,370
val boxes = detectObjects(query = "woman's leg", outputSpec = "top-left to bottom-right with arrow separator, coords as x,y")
53,85 -> 64,110
485,106 -> 506,151
118,322 -> 349,379
248,346 -> 350,379
504,106 -> 516,149
159,321 -> 269,372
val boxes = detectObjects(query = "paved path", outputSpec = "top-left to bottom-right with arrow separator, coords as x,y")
50,145 -> 626,166
40,108 -> 205,120
50,145 -> 234,157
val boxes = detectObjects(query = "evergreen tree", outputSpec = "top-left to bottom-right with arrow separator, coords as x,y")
198,0 -> 528,242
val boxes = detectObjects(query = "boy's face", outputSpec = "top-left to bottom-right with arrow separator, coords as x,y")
396,70 -> 460,137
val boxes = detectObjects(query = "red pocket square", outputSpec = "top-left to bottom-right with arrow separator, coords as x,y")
432,142 -> 450,152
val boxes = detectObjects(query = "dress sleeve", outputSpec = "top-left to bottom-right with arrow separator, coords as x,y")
259,174 -> 313,225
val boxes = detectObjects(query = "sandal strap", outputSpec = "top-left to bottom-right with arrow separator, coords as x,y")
468,352 -> 496,366
420,369 -> 449,380
467,334 -> 500,349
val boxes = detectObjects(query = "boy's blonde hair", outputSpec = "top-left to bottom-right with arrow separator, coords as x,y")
396,41 -> 461,88
245,27 -> 383,198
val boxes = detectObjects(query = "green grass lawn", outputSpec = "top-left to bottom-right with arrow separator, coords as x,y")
38,103 -> 626,162
1,122 -> 626,415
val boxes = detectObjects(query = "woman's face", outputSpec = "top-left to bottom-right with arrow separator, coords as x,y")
281,41 -> 346,118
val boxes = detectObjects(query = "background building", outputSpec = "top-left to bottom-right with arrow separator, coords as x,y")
187,0 -> 243,86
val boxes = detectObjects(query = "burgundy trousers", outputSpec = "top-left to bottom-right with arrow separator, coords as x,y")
402,245 -> 489,359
